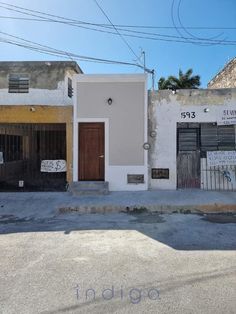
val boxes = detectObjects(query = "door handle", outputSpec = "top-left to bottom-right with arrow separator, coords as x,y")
99,155 -> 104,158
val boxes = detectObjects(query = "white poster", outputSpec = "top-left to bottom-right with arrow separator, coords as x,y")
207,151 -> 236,167
0,152 -> 3,164
217,109 -> 236,125
40,160 -> 67,172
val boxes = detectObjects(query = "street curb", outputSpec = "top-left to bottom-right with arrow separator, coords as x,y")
57,203 -> 236,214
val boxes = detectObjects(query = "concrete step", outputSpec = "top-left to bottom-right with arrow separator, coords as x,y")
68,181 -> 109,196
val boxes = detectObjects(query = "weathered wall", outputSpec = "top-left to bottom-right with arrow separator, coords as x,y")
208,58 -> 236,89
149,88 -> 236,190
74,74 -> 148,191
0,61 -> 81,105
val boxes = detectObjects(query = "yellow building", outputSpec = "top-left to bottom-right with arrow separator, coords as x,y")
0,61 -> 82,191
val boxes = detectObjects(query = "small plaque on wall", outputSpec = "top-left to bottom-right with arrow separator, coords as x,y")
152,168 -> 169,179
127,174 -> 144,184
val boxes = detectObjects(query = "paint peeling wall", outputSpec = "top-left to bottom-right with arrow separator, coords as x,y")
0,61 -> 81,105
149,88 -> 236,190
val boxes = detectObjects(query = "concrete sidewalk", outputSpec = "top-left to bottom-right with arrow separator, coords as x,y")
0,189 -> 236,218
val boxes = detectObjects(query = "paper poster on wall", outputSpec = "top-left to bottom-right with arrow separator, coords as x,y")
207,151 -> 236,167
40,160 -> 67,172
0,152 -> 3,164
217,109 -> 236,125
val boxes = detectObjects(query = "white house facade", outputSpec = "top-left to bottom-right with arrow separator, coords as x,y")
149,88 -> 236,191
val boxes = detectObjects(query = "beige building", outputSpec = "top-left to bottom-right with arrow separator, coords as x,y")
208,57 -> 236,89
73,74 -> 148,191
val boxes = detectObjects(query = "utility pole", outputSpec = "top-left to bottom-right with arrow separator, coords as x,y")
142,50 -> 146,73
141,50 -> 155,90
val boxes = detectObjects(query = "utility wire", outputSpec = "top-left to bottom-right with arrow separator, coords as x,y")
0,15 -> 236,30
0,2 -> 235,30
0,31 -> 144,68
93,0 -> 140,63
1,10 -> 236,46
1,14 -> 236,47
0,2 -> 236,45
175,0 -> 225,47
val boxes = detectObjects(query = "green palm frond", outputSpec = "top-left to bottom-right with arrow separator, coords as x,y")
158,68 -> 201,90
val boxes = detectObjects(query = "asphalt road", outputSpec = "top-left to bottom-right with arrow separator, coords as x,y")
0,212 -> 236,314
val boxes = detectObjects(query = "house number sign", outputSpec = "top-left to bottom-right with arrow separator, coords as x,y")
180,112 -> 196,119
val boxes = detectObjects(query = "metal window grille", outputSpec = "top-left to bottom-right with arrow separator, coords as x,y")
8,74 -> 29,93
68,77 -> 73,98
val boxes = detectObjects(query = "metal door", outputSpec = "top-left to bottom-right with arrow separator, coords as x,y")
0,123 -> 66,191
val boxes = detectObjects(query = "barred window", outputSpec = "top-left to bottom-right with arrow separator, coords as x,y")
8,74 -> 29,93
200,123 -> 235,157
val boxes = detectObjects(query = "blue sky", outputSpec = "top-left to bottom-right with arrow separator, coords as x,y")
0,0 -> 236,88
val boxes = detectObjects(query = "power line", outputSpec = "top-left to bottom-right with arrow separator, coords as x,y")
1,2 -> 236,46
177,0 -> 223,42
1,13 -> 236,47
93,0 -> 140,63
0,4 -> 235,30
0,31 -> 145,68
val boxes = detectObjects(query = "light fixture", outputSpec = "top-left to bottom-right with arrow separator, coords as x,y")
30,107 -> 36,112
150,130 -> 157,138
143,142 -> 151,150
204,108 -> 210,113
171,87 -> 177,94
107,98 -> 113,105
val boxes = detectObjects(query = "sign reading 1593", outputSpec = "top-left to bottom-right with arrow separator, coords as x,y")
181,111 -> 196,119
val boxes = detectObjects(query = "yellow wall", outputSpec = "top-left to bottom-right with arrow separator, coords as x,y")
0,105 -> 73,182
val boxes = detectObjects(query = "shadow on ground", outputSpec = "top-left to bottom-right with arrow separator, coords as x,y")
0,212 -> 235,251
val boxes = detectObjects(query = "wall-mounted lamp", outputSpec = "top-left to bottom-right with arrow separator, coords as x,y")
107,98 -> 113,105
204,108 -> 210,113
171,87 -> 177,95
143,142 -> 151,150
150,130 -> 157,138
30,107 -> 36,112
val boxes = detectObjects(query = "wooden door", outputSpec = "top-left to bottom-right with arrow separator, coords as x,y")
177,128 -> 200,188
177,151 -> 200,188
79,123 -> 104,181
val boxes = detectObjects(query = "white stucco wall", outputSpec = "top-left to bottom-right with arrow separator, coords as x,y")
149,88 -> 236,190
73,74 -> 148,191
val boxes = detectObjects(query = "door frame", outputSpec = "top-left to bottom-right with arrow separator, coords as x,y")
73,118 -> 109,182
176,126 -> 201,189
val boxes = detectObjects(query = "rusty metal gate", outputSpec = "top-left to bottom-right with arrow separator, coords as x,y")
0,123 -> 67,191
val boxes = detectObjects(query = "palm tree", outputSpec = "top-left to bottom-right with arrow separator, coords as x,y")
158,69 -> 201,90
